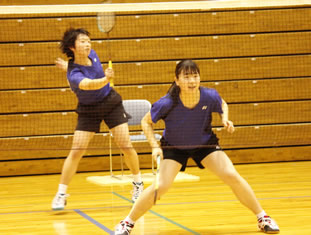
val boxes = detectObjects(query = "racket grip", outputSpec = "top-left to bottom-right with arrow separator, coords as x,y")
108,60 -> 114,87
110,79 -> 114,87
156,155 -> 161,166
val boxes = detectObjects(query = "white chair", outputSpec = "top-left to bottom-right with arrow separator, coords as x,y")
109,99 -> 161,178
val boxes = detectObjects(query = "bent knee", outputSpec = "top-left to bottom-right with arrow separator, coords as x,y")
69,148 -> 86,159
155,183 -> 171,197
221,170 -> 242,184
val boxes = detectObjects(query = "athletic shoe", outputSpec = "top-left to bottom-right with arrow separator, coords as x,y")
132,181 -> 144,202
52,193 -> 69,210
115,220 -> 134,235
258,215 -> 280,234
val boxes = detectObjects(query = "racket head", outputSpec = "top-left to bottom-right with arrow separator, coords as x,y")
97,11 -> 115,33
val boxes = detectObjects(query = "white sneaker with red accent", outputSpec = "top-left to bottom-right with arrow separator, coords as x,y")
258,215 -> 280,234
115,220 -> 134,235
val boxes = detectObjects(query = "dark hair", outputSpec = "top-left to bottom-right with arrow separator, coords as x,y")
175,59 -> 200,78
163,60 -> 200,119
60,28 -> 90,59
167,59 -> 200,99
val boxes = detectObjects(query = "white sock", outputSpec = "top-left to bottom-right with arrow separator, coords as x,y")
133,173 -> 142,183
125,216 -> 135,224
256,210 -> 266,219
58,184 -> 68,195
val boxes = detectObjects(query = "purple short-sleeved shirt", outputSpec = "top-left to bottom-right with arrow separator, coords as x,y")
151,87 -> 223,148
67,49 -> 111,104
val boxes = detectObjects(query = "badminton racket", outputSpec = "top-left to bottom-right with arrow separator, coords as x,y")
154,155 -> 161,205
97,0 -> 115,87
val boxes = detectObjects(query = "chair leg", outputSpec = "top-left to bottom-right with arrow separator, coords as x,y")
109,132 -> 113,177
120,152 -> 124,176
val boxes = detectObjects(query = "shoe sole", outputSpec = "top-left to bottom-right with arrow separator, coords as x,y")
263,226 -> 280,234
52,207 -> 65,211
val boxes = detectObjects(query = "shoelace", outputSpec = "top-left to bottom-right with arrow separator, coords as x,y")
258,216 -> 276,229
56,194 -> 69,202
132,183 -> 143,197
120,221 -> 134,232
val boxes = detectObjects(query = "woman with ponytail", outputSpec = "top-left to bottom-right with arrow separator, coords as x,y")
115,60 -> 279,235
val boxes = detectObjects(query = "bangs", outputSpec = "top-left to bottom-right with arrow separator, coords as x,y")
175,60 -> 200,77
182,66 -> 200,75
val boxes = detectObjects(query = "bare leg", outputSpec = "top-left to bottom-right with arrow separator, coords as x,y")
110,123 -> 140,174
60,130 -> 94,185
128,159 -> 181,221
201,151 -> 263,214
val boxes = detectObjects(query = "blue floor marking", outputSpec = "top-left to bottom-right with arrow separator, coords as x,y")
112,192 -> 200,235
74,209 -> 114,234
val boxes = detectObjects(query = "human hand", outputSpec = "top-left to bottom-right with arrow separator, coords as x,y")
222,119 -> 235,133
55,58 -> 68,72
104,67 -> 114,80
152,147 -> 163,163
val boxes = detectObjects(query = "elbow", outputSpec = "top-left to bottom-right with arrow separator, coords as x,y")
78,80 -> 91,90
141,113 -> 153,131
141,117 -> 148,129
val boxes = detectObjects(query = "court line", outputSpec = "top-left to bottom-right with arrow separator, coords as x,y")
0,194 -> 310,215
74,209 -> 114,234
112,191 -> 201,235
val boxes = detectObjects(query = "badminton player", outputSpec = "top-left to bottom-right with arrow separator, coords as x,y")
52,28 -> 144,210
115,60 -> 279,234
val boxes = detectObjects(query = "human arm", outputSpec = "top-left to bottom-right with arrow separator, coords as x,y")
79,67 -> 114,90
141,111 -> 163,161
55,57 -> 68,71
55,57 -> 114,90
220,99 -> 235,133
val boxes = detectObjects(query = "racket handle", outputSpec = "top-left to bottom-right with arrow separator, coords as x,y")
108,60 -> 114,87
110,80 -> 114,87
156,155 -> 161,167
110,79 -> 114,87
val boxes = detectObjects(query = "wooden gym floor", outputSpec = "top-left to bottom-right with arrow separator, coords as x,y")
0,161 -> 310,235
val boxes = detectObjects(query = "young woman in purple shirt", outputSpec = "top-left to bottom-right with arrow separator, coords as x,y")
115,60 -> 279,234
52,28 -> 144,210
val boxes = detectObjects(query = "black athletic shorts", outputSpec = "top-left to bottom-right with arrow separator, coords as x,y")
160,133 -> 222,171
75,89 -> 129,132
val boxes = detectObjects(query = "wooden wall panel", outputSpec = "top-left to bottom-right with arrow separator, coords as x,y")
1,8 -> 311,42
218,124 -> 311,148
0,124 -> 310,161
0,101 -> 310,137
0,4 -> 310,176
225,145 -> 311,164
0,66 -> 67,90
0,134 -> 154,160
1,32 -> 311,66
2,55 -> 311,89
1,146 -> 310,176
1,78 -> 310,113
0,0 -> 199,6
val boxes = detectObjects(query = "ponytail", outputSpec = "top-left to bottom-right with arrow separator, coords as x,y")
163,59 -> 200,119
162,81 -> 180,120
167,81 -> 180,102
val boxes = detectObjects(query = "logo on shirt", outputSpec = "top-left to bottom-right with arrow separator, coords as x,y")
94,58 -> 97,62
202,106 -> 207,110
